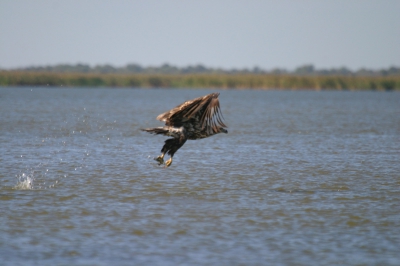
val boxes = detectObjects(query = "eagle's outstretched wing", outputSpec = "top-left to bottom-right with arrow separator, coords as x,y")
156,92 -> 227,133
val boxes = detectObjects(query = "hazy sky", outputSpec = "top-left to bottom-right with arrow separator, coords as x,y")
1,0 -> 399,70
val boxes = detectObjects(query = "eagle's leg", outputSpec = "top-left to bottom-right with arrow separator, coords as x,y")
154,153 -> 165,165
159,136 -> 187,167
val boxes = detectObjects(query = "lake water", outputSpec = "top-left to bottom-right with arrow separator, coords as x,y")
1,87 -> 399,265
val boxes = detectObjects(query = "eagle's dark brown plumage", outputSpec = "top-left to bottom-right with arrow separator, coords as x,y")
142,92 -> 228,167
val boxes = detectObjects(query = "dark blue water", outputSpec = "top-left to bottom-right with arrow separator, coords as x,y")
1,87 -> 399,265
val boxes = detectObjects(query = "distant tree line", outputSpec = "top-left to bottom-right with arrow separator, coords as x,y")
3,63 -> 400,76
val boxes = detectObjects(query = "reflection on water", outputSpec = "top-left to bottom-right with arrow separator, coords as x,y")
1,87 -> 400,265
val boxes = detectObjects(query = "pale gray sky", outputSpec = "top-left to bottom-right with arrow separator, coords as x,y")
1,0 -> 399,70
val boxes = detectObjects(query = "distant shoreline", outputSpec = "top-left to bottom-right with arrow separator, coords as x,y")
1,71 -> 399,90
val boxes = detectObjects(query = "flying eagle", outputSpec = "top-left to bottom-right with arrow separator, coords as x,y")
142,92 -> 228,167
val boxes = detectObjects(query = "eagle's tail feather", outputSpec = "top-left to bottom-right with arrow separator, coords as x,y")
141,127 -> 169,135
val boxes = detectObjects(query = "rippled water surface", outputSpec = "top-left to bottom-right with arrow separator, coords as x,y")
1,87 -> 399,265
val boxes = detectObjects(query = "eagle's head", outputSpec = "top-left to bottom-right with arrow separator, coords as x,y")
219,127 -> 228,134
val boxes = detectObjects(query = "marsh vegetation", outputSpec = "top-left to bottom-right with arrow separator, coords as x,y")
1,71 -> 399,90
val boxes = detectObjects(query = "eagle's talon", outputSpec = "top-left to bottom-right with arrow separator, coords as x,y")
165,158 -> 172,167
154,156 -> 164,165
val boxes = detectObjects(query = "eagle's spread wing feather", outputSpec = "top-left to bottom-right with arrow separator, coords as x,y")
156,93 -> 227,134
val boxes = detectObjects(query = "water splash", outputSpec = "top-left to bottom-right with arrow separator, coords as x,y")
14,172 -> 34,190
13,161 -> 66,190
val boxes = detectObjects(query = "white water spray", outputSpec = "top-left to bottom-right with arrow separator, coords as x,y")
14,173 -> 34,190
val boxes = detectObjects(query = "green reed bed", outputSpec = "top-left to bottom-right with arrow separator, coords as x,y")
1,71 -> 399,90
